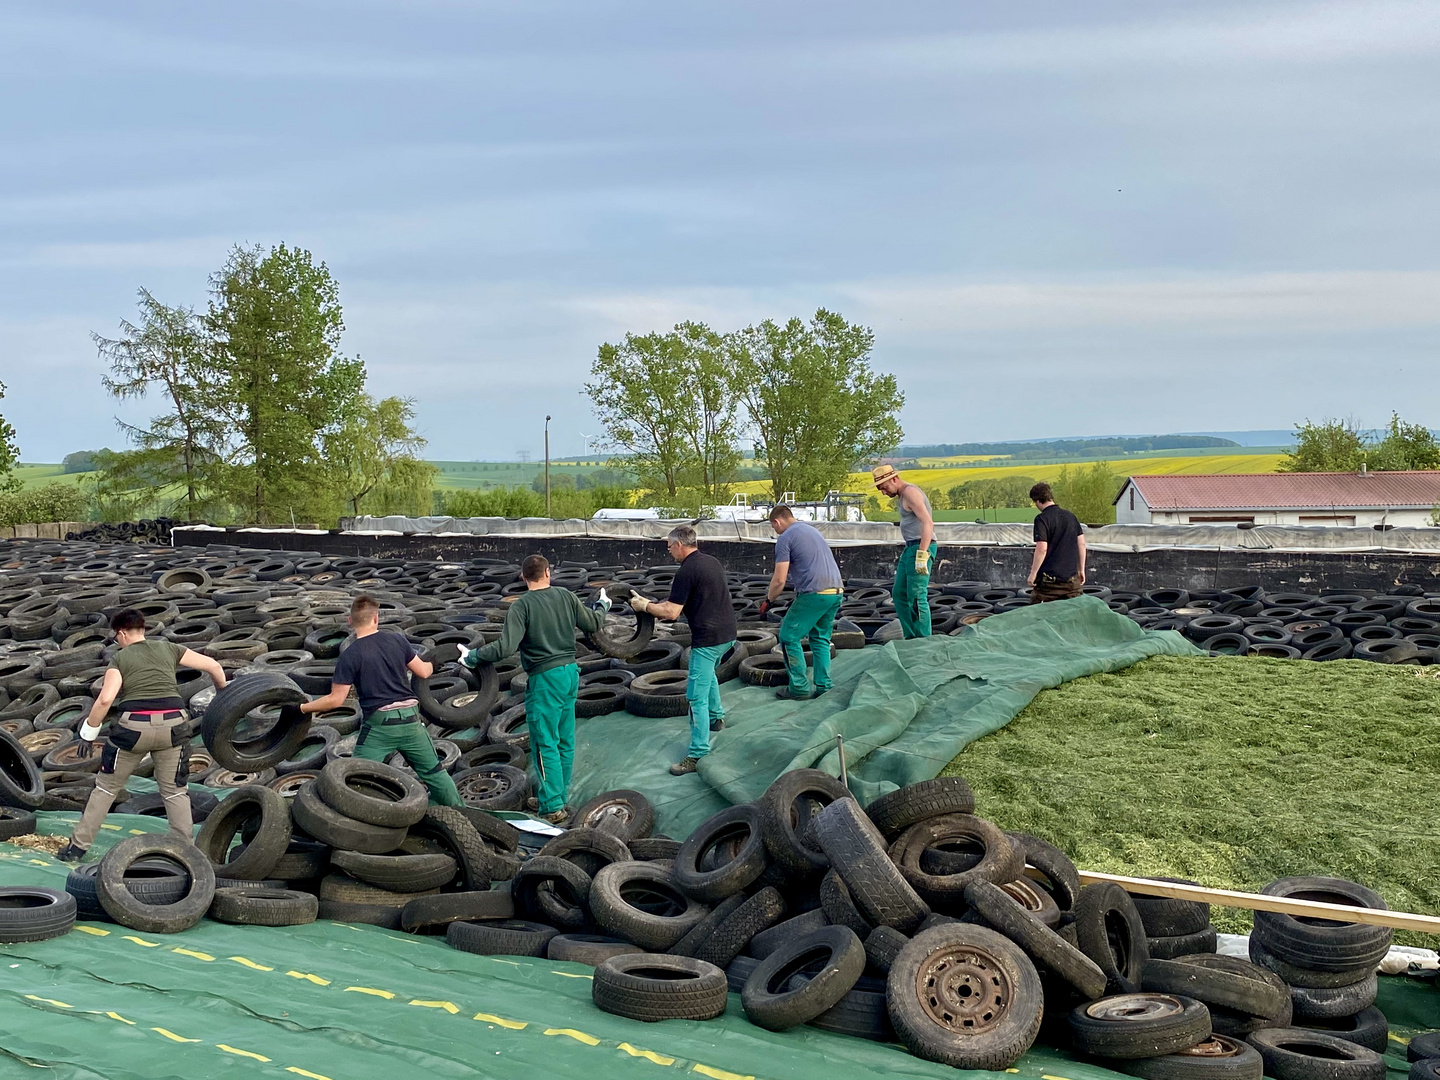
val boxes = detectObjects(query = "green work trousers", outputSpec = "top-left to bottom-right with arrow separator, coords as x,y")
894,540 -> 938,639
526,663 -> 579,814
779,592 -> 843,696
354,711 -> 463,808
685,642 -> 732,759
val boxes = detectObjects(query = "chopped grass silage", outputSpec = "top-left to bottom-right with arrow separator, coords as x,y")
944,655 -> 1440,944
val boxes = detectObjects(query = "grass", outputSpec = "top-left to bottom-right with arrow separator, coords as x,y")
12,465 -> 94,490
868,508 -> 1037,523
944,655 -> 1440,944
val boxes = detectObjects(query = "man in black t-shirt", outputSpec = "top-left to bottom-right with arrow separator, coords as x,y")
630,525 -> 738,775
1027,482 -> 1087,604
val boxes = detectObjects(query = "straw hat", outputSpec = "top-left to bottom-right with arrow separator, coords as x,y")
872,464 -> 901,487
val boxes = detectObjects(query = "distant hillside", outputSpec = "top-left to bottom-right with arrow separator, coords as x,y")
898,435 -> 1239,459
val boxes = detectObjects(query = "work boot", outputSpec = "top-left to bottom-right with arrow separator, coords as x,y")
55,842 -> 86,864
539,809 -> 569,826
709,717 -> 725,733
774,687 -> 811,701
669,757 -> 699,776
524,796 -> 539,812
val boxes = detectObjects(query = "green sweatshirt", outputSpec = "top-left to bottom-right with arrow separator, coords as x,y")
472,586 -> 606,675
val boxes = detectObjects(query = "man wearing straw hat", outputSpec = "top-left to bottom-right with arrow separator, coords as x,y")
872,464 -> 936,638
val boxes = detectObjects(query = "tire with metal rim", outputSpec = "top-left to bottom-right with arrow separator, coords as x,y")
209,886 -> 319,927
887,922 -> 1045,1071
593,953 -> 728,1022
1069,993 -> 1212,1060
96,834 -> 215,934
1073,881 -> 1151,993
965,879 -> 1108,1000
1118,1034 -> 1264,1080
1007,831 -> 1081,911
451,765 -> 529,812
316,758 -> 428,829
570,789 -> 654,840
813,798 -> 929,932
1245,1027 -> 1386,1080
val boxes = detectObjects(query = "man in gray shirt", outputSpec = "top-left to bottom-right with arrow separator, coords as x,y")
762,505 -> 844,700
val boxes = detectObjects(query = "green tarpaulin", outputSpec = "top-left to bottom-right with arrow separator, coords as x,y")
0,824 -> 1433,1080
570,597 -> 1203,837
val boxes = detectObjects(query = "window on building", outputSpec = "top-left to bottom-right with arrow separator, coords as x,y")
1298,515 -> 1357,526
1129,488 -> 1135,511
1186,515 -> 1256,524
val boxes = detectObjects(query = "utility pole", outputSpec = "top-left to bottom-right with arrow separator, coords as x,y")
544,415 -> 552,517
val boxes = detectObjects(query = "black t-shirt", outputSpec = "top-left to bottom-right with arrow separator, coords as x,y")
667,550 -> 737,649
332,630 -> 417,716
1034,504 -> 1083,579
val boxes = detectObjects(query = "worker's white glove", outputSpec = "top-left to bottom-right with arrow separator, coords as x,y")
629,594 -> 651,614
79,722 -> 103,744
914,548 -> 931,575
458,646 -> 479,668
593,588 -> 612,614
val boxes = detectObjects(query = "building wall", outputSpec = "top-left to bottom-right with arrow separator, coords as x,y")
1114,482 -> 1152,525
1147,508 -> 1433,528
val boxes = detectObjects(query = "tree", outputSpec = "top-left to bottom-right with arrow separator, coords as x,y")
947,476 -> 1038,511
586,322 -> 742,501
1051,462 -> 1122,524
94,289 -> 226,517
1279,419 -> 1367,472
1370,414 -> 1440,471
206,244 -> 365,523
324,394 -> 436,517
0,382 -> 19,494
727,309 -> 903,500
62,451 -> 105,474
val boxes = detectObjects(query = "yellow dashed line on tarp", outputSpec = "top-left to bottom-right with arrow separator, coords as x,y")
122,935 -> 161,947
409,999 -> 459,1014
100,823 -> 121,831
618,1043 -> 675,1066
693,1065 -> 753,1080
1043,1074 -> 1074,1080
473,1012 -> 528,1030
546,1028 -> 601,1045
217,1043 -> 271,1062
152,1027 -> 202,1043
344,986 -> 395,999
229,956 -> 274,971
552,971 -> 593,979
285,1068 -> 336,1080
1390,1033 -> 1409,1045
25,994 -> 72,1008
173,947 -> 214,962
488,957 -> 522,967
74,925 -> 110,936
105,1012 -> 135,1025
286,970 -> 331,985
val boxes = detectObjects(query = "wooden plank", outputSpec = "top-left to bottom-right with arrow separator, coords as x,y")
1080,871 -> 1440,935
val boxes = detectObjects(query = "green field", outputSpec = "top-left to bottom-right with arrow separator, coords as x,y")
430,460 -> 619,491
946,655 -> 1440,943
12,464 -> 94,490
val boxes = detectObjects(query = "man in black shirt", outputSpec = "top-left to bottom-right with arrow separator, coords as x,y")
1026,482 -> 1087,604
630,525 -> 738,775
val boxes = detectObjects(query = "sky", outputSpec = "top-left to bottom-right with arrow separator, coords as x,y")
2,1 -> 1437,462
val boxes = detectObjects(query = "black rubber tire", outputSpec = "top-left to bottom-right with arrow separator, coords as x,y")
749,908 -> 828,958
570,789 -> 654,840
319,872 -> 433,908
1070,993 -> 1212,1059
741,924 -> 865,1031
674,803 -> 768,902
887,922 -> 1045,1070
1246,1026 -> 1386,1080
1249,939 -> 1378,989
864,924 -> 908,973
892,813 -> 1024,904
1143,956 -> 1290,1019
538,827 -> 631,878
548,934 -> 646,965
420,665 -> 498,729
400,889 -> 513,933
669,893 -> 748,958
316,900 -> 402,929
966,878 -> 1108,1000
511,856 -> 592,930
0,729 -> 45,809
812,798 -> 929,932
270,837 -> 330,881
200,672 -> 310,772
1118,1034 -> 1264,1080
451,765 -> 529,812
590,860 -> 710,951
291,782 -> 407,855
447,918 -> 558,957
194,784 -> 291,880
1290,974 -> 1378,1020
623,670 -> 691,718
1150,927 -> 1220,959
316,758 -> 428,829
64,858 -> 190,918
759,769 -> 852,877
274,725 -> 338,774
405,805 -> 494,891
331,851 -> 458,892
574,685 -> 627,718
727,954 -> 762,994
209,887 -> 319,926
1008,831 -> 1082,911
693,886 -> 787,970
738,654 -> 789,687
1074,882 -> 1151,994
1297,1006 -> 1390,1053
866,777 -> 976,837
593,953 -> 728,1022
97,834 -> 215,934
456,743 -> 526,772
1131,878 -> 1213,936
820,869 -> 872,937
628,836 -> 681,862
0,805 -> 36,838
0,886 -> 76,943
1250,877 -> 1393,973
1406,1031 -> 1440,1063
585,596 -> 656,661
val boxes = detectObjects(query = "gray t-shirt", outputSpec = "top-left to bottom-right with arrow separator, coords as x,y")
774,521 -> 844,593
899,485 -> 932,544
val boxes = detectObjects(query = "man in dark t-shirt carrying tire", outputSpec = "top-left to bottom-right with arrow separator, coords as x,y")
630,525 -> 738,777
1026,482 -> 1087,604
294,595 -> 464,808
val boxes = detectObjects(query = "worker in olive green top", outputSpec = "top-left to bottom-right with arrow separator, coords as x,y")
461,555 -> 610,824
58,607 -> 229,863
872,464 -> 937,638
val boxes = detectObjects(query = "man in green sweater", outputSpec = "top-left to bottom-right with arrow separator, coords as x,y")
461,555 -> 609,824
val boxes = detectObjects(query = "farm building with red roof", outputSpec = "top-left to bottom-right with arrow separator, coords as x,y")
1114,471 -> 1440,528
